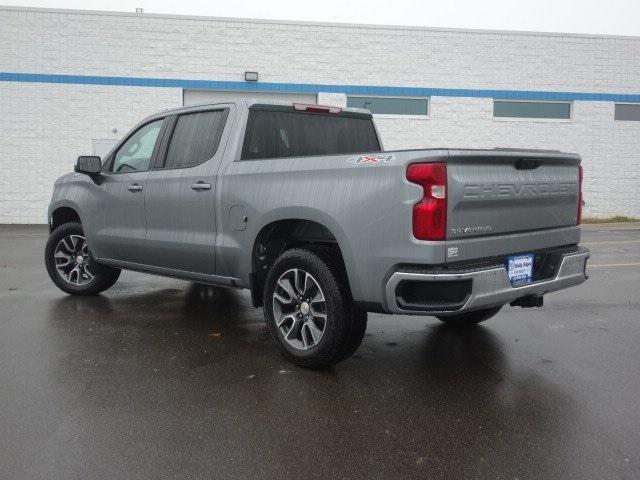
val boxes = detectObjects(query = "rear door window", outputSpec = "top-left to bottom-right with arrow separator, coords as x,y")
241,108 -> 381,160
163,109 -> 229,169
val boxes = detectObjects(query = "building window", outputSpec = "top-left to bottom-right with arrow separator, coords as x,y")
493,100 -> 572,120
346,96 -> 429,116
615,103 -> 640,121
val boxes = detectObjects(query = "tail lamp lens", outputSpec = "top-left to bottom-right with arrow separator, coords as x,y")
577,164 -> 584,225
406,163 -> 447,241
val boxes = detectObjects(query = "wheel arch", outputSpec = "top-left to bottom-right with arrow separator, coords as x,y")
248,210 -> 360,308
50,205 -> 82,232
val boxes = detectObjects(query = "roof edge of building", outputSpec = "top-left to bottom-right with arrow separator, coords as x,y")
1,5 -> 639,42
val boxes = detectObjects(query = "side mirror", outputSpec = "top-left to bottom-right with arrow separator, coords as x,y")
75,156 -> 102,177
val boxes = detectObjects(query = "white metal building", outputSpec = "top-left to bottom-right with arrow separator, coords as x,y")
1,6 -> 639,223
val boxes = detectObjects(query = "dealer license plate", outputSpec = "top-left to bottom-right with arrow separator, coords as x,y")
506,254 -> 534,286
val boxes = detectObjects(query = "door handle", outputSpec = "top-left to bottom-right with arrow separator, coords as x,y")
128,183 -> 143,192
191,182 -> 212,191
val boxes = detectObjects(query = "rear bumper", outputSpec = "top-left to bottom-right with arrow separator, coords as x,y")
384,247 -> 590,316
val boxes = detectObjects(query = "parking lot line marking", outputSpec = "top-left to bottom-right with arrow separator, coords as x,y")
582,240 -> 640,245
588,262 -> 640,268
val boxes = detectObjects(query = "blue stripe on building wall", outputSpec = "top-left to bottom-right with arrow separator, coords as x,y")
1,71 -> 640,103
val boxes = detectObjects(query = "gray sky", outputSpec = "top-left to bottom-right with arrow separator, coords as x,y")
2,0 -> 639,36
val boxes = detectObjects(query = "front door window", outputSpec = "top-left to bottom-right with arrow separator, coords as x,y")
112,119 -> 163,173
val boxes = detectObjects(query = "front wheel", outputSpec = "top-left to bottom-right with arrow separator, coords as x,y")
263,246 -> 367,369
436,305 -> 503,327
45,222 -> 120,296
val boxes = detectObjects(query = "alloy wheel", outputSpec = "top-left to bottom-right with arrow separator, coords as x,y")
272,268 -> 327,350
53,234 -> 94,286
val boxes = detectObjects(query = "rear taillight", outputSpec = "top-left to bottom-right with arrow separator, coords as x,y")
406,162 -> 447,241
577,164 -> 584,225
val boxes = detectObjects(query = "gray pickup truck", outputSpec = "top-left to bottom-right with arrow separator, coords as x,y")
46,100 -> 589,368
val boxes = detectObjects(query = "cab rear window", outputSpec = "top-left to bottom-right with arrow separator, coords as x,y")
241,107 -> 381,160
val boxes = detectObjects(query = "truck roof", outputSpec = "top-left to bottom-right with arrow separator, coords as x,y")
155,98 -> 372,117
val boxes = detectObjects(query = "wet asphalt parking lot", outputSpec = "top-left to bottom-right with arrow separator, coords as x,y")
1,224 -> 639,479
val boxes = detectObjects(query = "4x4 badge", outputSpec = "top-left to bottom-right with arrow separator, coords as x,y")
347,154 -> 395,165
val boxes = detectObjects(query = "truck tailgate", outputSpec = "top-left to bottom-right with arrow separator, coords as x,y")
447,150 -> 581,240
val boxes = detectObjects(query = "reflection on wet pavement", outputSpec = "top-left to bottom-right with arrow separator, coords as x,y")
1,225 -> 638,479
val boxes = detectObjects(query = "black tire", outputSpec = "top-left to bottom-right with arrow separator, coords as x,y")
335,307 -> 368,363
436,305 -> 503,327
45,222 -> 120,296
263,246 -> 367,369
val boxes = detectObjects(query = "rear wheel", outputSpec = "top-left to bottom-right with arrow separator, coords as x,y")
263,246 -> 367,369
45,222 -> 120,296
436,305 -> 503,327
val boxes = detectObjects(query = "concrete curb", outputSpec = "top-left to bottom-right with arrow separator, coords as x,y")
582,222 -> 640,230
